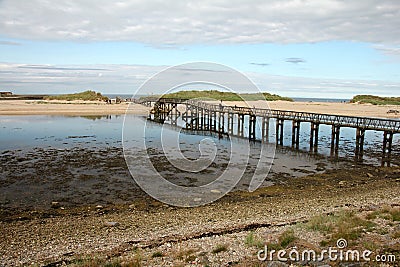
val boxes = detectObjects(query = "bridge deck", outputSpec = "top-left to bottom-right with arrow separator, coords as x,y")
140,98 -> 400,133
187,100 -> 400,133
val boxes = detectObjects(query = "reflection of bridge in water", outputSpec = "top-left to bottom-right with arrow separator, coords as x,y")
139,98 -> 400,166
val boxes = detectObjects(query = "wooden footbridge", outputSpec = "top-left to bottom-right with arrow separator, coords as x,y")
138,98 -> 399,165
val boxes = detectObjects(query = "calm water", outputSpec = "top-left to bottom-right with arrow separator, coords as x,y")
0,115 -> 398,209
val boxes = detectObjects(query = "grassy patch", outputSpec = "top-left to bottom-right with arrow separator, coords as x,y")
350,95 -> 400,105
392,230 -> 400,239
45,90 -> 108,101
244,231 -> 264,248
305,211 -> 376,246
212,244 -> 228,254
305,213 -> 339,233
363,241 -> 379,251
279,229 -> 297,248
141,90 -> 293,102
390,209 -> 400,221
175,248 -> 196,261
68,258 -> 122,267
366,207 -> 400,222
151,251 -> 164,258
265,242 -> 282,251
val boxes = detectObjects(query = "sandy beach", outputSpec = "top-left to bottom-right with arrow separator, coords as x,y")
1,99 -> 399,118
0,100 -> 149,116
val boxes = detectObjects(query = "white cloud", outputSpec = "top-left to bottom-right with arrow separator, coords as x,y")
0,0 -> 399,45
248,71 -> 400,98
373,45 -> 400,57
1,62 -> 399,98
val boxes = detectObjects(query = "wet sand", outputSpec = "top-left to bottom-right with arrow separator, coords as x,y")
1,99 -> 400,118
0,100 -> 149,115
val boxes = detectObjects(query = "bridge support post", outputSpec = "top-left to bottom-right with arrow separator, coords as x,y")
202,108 -> 206,130
193,105 -> 199,129
209,110 -> 215,132
198,108 -> 203,130
262,117 -> 269,143
249,115 -> 256,141
330,125 -> 340,156
170,103 -> 178,125
291,120 -> 300,149
203,109 -> 208,131
382,131 -> 393,166
238,114 -> 244,137
218,112 -> 225,134
227,113 -> 233,135
310,122 -> 319,152
355,128 -> 365,161
276,118 -> 284,145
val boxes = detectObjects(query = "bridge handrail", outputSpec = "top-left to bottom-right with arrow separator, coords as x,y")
185,99 -> 400,132
147,98 -> 400,133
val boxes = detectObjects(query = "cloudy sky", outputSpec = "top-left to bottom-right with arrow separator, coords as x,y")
0,0 -> 399,98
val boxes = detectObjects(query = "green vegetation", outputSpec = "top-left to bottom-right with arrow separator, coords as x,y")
278,229 -> 297,248
212,244 -> 228,254
143,90 -> 292,101
175,248 -> 197,262
265,229 -> 297,250
366,206 -> 400,222
304,210 -> 376,246
244,231 -> 264,248
350,95 -> 400,105
67,257 -> 123,267
45,90 -> 108,101
151,251 -> 164,258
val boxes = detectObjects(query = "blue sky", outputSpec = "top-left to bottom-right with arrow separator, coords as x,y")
1,0 -> 399,98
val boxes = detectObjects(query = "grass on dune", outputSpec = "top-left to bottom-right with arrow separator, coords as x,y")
141,90 -> 293,102
350,95 -> 400,105
45,90 -> 109,101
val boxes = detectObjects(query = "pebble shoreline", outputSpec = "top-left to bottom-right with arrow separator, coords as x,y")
1,166 -> 399,266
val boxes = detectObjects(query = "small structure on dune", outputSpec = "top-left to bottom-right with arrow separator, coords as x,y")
0,91 -> 13,97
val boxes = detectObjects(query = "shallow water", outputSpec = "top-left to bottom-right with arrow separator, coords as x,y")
0,115 -> 398,209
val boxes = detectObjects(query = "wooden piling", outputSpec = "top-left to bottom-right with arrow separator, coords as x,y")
276,119 -> 284,145
331,125 -> 340,155
382,131 -> 393,166
249,115 -> 256,141
355,128 -> 365,160
262,117 -> 269,143
291,120 -> 300,149
310,122 -> 319,152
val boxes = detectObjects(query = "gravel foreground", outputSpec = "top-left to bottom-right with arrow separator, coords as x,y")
1,165 -> 400,266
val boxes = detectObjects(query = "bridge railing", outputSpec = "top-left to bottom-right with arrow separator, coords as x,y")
185,99 -> 400,133
143,98 -> 400,133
